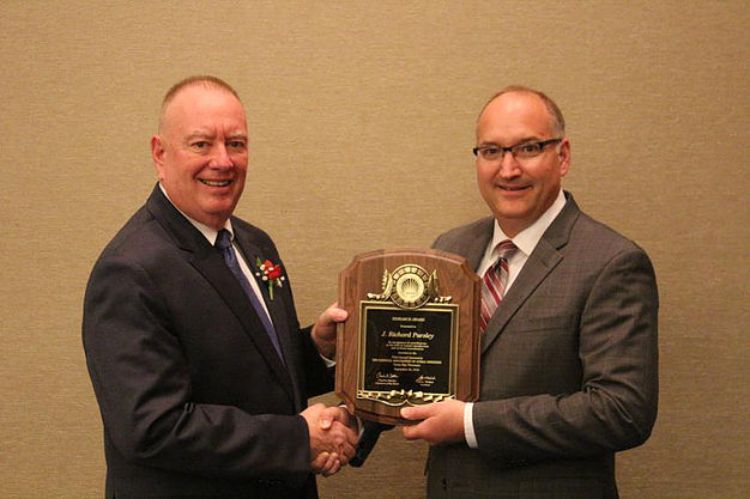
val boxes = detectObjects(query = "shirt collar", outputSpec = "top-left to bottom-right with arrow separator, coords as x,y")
158,183 -> 233,245
490,189 -> 566,257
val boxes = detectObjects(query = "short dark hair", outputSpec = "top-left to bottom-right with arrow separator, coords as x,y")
478,85 -> 566,135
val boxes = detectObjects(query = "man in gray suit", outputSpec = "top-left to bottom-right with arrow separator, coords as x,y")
400,86 -> 659,498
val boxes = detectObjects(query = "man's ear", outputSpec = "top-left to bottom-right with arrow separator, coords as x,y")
558,138 -> 571,177
151,135 -> 166,179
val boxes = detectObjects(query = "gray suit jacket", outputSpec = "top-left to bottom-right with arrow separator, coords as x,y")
83,185 -> 332,498
427,193 -> 658,498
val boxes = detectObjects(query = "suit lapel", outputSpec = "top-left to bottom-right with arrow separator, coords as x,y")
189,244 -> 294,394
232,224 -> 303,408
445,217 -> 494,272
465,219 -> 494,272
482,194 -> 581,353
146,186 -> 296,402
481,238 -> 562,352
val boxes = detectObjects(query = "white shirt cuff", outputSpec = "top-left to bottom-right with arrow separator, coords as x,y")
464,401 -> 478,448
320,353 -> 336,368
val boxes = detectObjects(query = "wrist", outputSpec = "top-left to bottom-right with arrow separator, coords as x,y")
311,329 -> 335,358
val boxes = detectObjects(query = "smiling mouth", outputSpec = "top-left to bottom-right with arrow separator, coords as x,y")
199,179 -> 232,187
497,184 -> 529,192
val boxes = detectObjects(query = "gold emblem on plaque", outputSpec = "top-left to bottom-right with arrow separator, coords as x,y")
367,264 -> 452,309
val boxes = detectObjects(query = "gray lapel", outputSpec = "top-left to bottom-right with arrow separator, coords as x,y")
461,217 -> 495,272
482,194 -> 581,353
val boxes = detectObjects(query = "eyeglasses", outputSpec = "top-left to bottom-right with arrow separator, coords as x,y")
472,138 -> 563,162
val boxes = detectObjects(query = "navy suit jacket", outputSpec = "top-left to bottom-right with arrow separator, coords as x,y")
83,185 -> 332,498
426,193 -> 659,498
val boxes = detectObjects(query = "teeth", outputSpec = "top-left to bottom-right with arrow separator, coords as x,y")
200,179 -> 231,187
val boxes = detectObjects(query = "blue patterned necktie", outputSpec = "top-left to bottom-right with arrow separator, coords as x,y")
215,229 -> 284,362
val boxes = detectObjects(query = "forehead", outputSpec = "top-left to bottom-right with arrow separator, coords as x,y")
477,92 -> 553,141
163,85 -> 247,134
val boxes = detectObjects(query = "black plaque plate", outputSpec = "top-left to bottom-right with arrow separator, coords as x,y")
359,303 -> 457,402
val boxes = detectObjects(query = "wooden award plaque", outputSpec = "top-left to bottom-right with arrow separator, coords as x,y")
335,249 -> 481,425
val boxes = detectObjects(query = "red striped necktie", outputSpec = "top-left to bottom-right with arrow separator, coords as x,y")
480,240 -> 517,333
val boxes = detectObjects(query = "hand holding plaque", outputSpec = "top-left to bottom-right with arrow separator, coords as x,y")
336,249 -> 481,425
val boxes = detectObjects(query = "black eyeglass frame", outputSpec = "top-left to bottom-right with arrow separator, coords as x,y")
472,138 -> 563,160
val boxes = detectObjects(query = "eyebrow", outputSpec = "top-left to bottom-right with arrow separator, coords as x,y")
478,136 -> 542,147
184,131 -> 248,141
185,131 -> 212,141
226,133 -> 248,141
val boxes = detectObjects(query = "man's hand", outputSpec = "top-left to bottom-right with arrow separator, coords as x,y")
400,399 -> 466,445
310,451 -> 341,477
311,303 -> 348,359
302,403 -> 358,476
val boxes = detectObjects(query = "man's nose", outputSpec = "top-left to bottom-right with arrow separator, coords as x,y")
497,152 -> 521,178
209,143 -> 232,168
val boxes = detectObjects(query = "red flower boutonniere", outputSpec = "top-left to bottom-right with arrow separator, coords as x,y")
255,257 -> 285,300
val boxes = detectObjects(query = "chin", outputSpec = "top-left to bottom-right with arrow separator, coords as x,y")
203,198 -> 237,214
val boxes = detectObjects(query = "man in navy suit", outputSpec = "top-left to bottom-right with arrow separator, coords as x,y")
83,76 -> 357,498
400,86 -> 659,498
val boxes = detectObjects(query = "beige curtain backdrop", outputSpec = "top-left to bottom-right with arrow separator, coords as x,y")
1,1 -> 747,497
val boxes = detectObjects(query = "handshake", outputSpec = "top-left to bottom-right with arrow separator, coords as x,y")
301,403 -> 359,477
302,303 -> 468,477
301,400 -> 464,477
